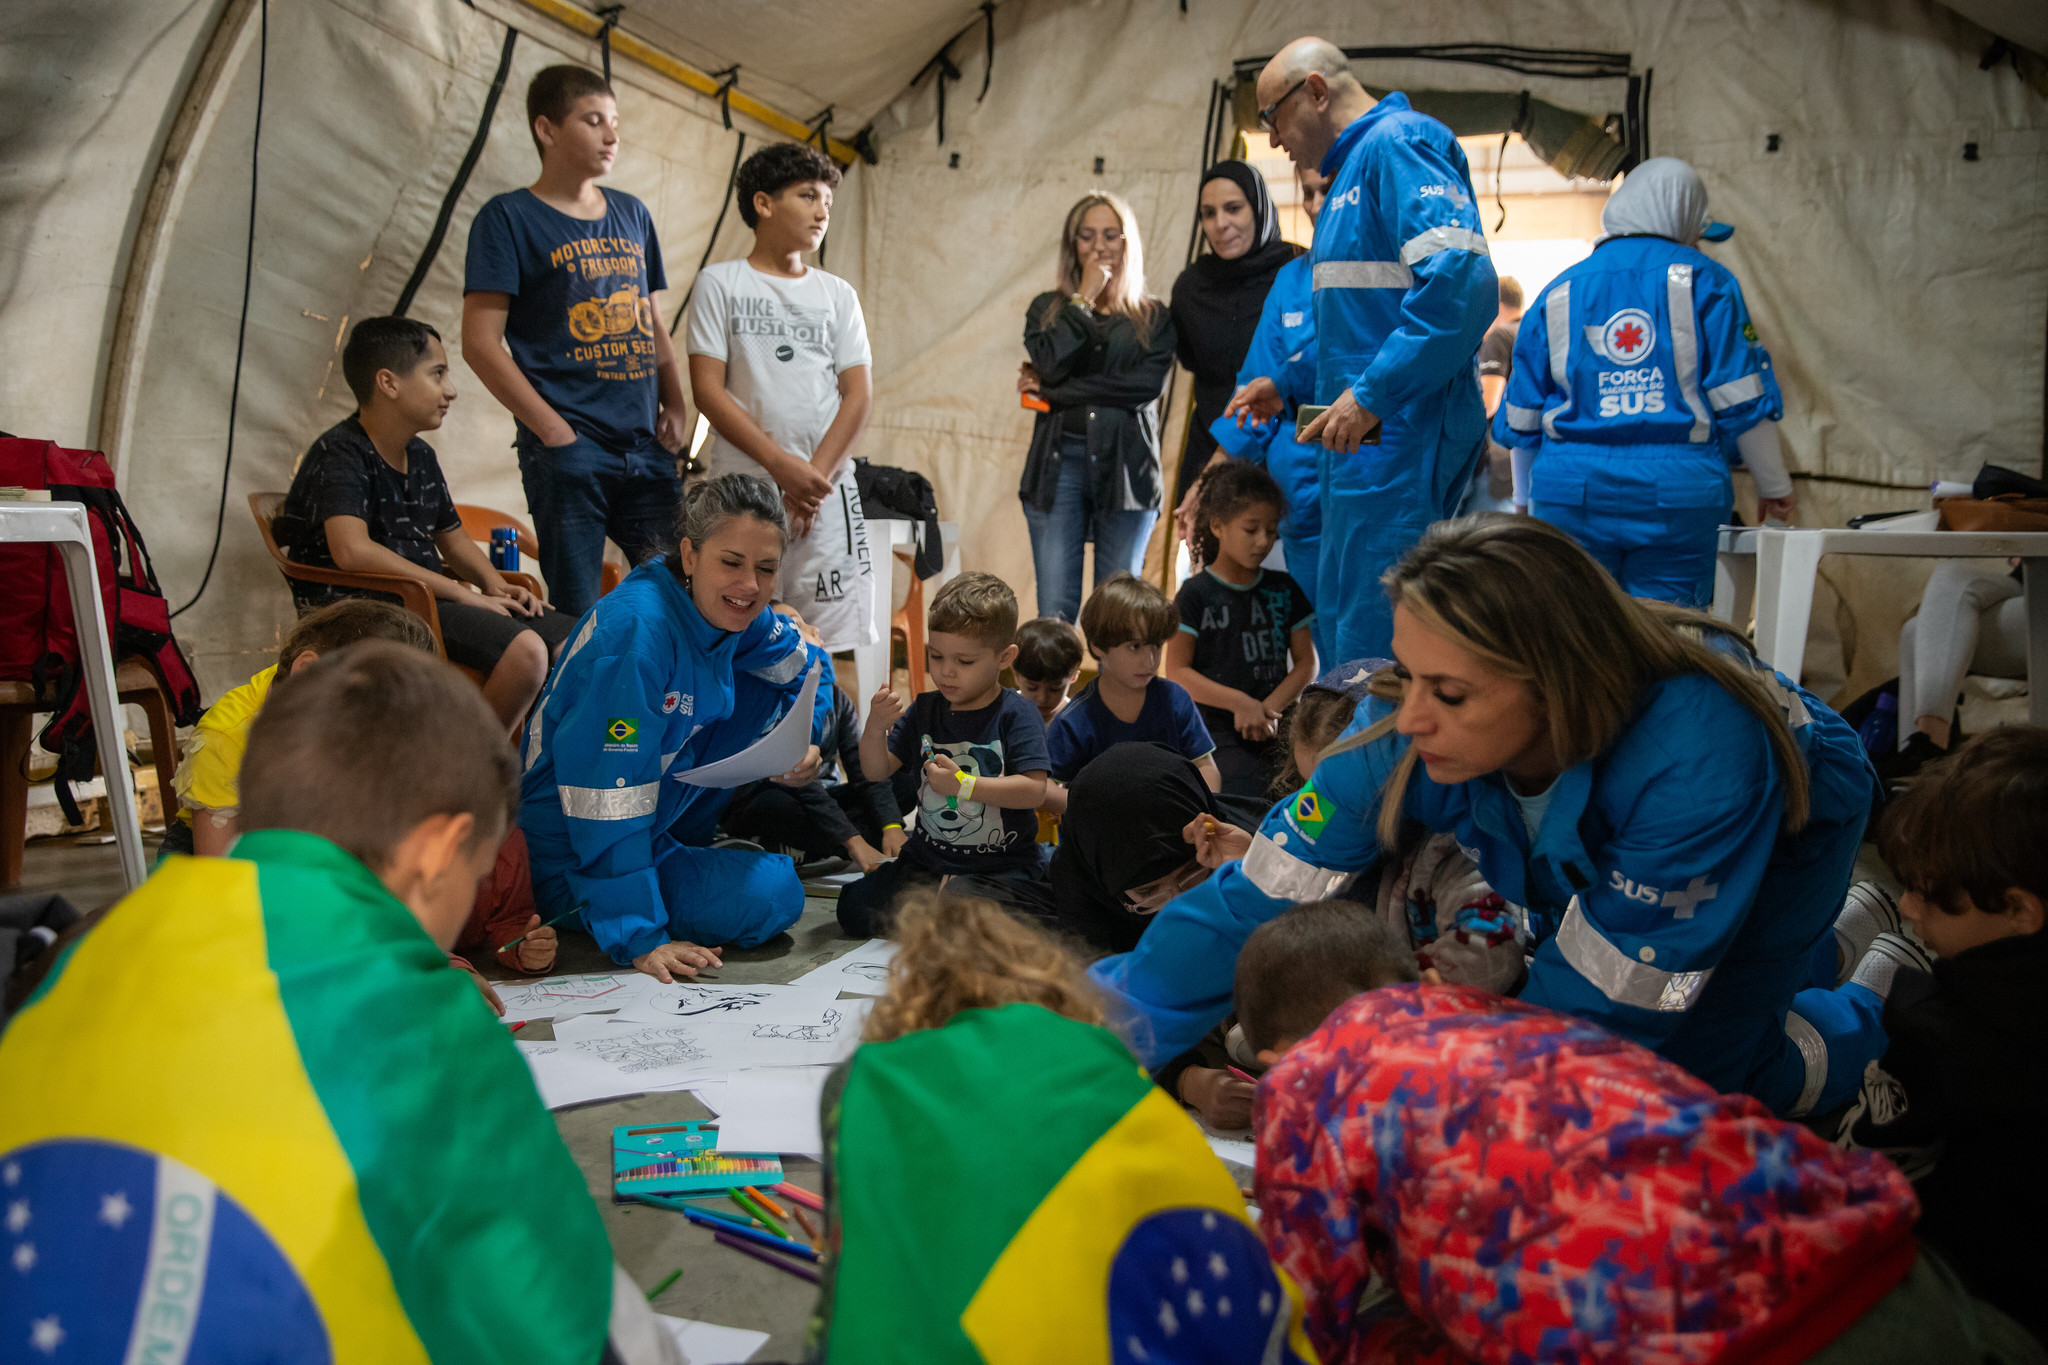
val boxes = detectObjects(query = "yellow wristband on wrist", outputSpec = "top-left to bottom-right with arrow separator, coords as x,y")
957,772 -> 978,804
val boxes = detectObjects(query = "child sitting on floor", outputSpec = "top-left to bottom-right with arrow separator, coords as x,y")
807,890 -> 1314,1364
1844,726 -> 2048,1343
839,573 -> 1049,936
1235,899 -> 2034,1365
0,643 -> 671,1361
1011,616 -> 1084,726
720,602 -> 898,874
1165,462 -> 1315,798
1045,572 -> 1219,813
274,315 -> 577,729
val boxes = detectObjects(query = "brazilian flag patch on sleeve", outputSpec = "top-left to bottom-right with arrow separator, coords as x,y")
1742,321 -> 1760,344
1292,782 -> 1328,839
603,717 -> 640,752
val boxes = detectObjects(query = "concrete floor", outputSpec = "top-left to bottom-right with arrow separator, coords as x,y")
18,833 -> 848,1360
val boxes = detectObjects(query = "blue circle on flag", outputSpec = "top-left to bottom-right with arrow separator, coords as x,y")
0,1139 -> 329,1363
1109,1207 -> 1294,1363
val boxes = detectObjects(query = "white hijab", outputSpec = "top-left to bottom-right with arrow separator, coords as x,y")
1598,157 -> 1725,244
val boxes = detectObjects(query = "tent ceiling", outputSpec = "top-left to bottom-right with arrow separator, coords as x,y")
562,0 -> 986,132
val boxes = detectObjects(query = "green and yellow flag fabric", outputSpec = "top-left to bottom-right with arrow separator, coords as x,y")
0,831 -> 614,1364
817,1002 -> 1315,1364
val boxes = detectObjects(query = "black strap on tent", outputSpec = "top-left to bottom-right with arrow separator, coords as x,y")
806,106 -> 834,151
394,26 -> 518,318
594,5 -> 624,85
708,65 -> 740,130
907,4 -> 1003,147
1183,80 -> 1224,266
978,3 -> 997,100
176,0 -> 267,618
669,132 -> 747,335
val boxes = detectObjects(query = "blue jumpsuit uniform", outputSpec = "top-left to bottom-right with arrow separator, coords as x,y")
520,560 -> 832,964
1207,253 -> 1333,666
1091,655 -> 1884,1118
1493,235 -> 1783,606
1311,93 -> 1498,661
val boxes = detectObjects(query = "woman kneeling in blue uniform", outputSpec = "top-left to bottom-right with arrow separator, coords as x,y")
1493,158 -> 1796,607
1092,515 -> 1887,1118
521,474 -> 830,982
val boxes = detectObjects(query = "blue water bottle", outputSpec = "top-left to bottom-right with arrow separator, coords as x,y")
490,526 -> 520,572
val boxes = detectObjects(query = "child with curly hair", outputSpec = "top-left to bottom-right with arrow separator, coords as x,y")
808,891 -> 1314,1364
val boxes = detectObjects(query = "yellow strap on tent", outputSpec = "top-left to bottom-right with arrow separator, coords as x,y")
510,0 -> 860,166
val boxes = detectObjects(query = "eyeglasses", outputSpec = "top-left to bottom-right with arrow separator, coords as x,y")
1258,78 -> 1309,133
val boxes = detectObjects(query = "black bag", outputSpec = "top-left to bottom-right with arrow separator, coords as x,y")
853,458 -> 943,579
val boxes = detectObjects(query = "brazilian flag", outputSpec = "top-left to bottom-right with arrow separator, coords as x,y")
0,831 -> 613,1363
819,1002 -> 1315,1363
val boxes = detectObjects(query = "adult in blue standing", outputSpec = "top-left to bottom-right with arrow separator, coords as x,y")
1256,37 -> 1499,662
1493,157 -> 1795,607
520,473 -> 833,982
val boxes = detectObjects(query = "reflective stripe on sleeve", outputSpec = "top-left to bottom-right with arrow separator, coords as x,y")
749,649 -> 807,685
559,781 -> 660,821
562,615 -> 596,665
1399,225 -> 1490,265
1782,1010 -> 1829,1118
1312,260 -> 1415,290
1665,264 -> 1713,442
1542,281 -> 1573,440
524,706 -> 545,771
1240,833 -> 1356,902
1503,402 -> 1542,434
1706,372 -> 1766,410
1553,896 -> 1712,1011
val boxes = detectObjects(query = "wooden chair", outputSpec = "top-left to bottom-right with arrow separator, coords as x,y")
247,493 -> 544,683
2,659 -> 178,888
453,503 -> 624,599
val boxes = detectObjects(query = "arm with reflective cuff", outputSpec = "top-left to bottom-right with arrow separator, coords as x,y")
549,648 -> 676,964
1694,267 -> 1784,437
1520,717 -> 1786,1049
1089,723 -> 1393,1066
734,610 -> 833,741
1492,284 -> 1555,448
1352,136 -> 1499,417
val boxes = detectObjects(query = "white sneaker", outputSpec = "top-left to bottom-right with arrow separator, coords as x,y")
1832,882 -> 1903,985
1848,931 -> 1936,1000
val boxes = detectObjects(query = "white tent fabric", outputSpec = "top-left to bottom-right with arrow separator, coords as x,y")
2,0 -> 2043,703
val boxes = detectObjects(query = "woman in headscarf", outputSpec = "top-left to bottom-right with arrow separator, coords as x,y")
1490,157 -> 1794,606
1018,193 -> 1176,623
949,741 -> 1259,954
1168,161 -> 1301,513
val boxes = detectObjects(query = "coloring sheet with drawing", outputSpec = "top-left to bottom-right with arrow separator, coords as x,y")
555,996 -> 873,1075
516,1039 -> 651,1110
611,979 -> 842,1027
672,662 -> 822,788
552,1015 -> 727,1090
492,971 -> 646,1021
788,938 -> 898,997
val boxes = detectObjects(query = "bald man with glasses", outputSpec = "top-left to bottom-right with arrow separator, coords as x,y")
1258,37 -> 1498,660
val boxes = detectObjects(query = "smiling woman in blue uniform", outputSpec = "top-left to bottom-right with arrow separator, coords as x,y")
520,473 -> 830,983
1493,158 -> 1796,606
1091,515 -> 1884,1118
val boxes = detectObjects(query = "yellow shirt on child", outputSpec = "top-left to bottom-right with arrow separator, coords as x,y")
172,665 -> 277,823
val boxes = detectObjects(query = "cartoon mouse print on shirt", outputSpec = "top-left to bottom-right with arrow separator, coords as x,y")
917,737 -> 1018,854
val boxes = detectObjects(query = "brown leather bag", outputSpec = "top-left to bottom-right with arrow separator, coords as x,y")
1936,494 -> 2048,533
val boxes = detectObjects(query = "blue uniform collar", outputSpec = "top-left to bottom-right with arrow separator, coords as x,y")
1319,91 -> 1410,177
1464,761 -> 1601,904
644,555 -> 740,659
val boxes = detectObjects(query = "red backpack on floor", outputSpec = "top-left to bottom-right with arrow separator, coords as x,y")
0,437 -> 204,819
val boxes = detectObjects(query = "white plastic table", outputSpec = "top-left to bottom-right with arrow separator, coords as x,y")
0,501 -> 148,887
1711,522 -> 2048,726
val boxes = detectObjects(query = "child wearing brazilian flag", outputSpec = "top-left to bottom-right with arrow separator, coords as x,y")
0,644 -> 681,1365
807,890 -> 1315,1364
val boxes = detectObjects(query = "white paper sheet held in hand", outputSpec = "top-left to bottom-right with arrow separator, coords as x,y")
671,661 -> 822,787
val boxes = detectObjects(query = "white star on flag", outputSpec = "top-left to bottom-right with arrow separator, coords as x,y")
2,1162 -> 18,1187
11,1241 -> 34,1273
4,1200 -> 26,1235
100,1191 -> 133,1229
31,1315 -> 64,1355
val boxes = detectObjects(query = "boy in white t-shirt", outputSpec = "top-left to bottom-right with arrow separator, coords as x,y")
686,142 -> 876,657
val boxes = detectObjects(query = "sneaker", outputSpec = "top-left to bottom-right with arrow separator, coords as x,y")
1848,931 -> 1937,1000
1831,882 -> 1903,984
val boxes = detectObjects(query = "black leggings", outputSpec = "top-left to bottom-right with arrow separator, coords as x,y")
721,781 -> 880,862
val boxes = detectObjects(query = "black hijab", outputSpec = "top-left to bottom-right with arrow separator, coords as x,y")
1051,742 -> 1250,953
1170,160 -> 1301,498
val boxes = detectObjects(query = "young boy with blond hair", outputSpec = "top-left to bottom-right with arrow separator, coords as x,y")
837,572 -> 1049,936
1044,572 -> 1219,812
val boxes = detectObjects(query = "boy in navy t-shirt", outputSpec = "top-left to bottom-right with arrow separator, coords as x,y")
461,65 -> 688,615
1044,572 -> 1219,813
841,573 -> 1050,937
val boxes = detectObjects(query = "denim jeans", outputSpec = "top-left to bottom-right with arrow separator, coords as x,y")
514,428 -> 682,617
1022,433 -> 1159,622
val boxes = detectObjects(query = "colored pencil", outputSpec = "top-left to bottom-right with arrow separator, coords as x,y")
1227,1065 -> 1259,1084
731,1189 -> 787,1238
496,902 -> 587,953
680,1207 -> 820,1262
791,1206 -> 818,1242
644,1268 -> 682,1300
742,1185 -> 788,1218
713,1230 -> 820,1284
507,1020 -> 527,1032
671,1199 -> 762,1231
616,1153 -> 782,1184
775,1182 -> 824,1212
